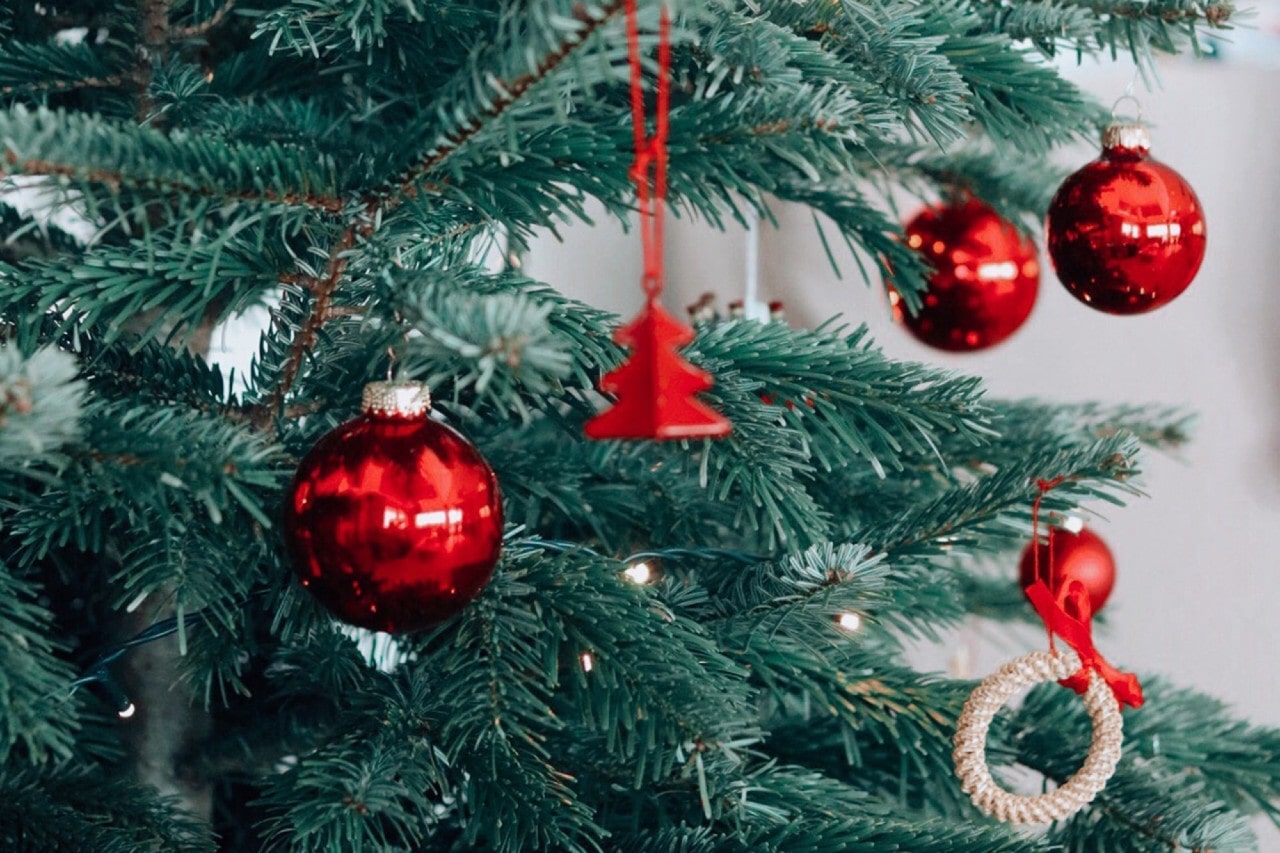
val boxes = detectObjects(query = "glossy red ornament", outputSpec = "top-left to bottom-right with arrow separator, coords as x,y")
585,298 -> 731,440
284,381 -> 503,633
1047,122 -> 1206,314
1018,526 -> 1116,617
892,198 -> 1039,352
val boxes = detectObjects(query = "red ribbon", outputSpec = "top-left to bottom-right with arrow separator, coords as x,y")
1030,476 -> 1065,653
625,0 -> 672,300
1028,478 -> 1143,711
1024,578 -> 1144,710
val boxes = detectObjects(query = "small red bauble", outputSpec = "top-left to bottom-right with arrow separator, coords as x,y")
892,198 -> 1039,352
1047,122 -> 1206,315
1018,526 -> 1116,617
284,381 -> 503,633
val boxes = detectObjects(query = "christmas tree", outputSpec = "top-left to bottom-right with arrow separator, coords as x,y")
1,1 -> 1276,851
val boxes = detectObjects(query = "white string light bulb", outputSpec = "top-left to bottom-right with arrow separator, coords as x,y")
624,562 -> 653,584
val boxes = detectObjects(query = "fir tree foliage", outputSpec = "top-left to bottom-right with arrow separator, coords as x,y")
0,0 -> 1271,851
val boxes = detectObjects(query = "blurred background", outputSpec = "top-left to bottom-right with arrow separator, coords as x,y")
512,14 -> 1280,737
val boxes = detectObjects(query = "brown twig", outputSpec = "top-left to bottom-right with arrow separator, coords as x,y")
1,151 -> 346,213
225,397 -> 327,424
135,0 -> 172,121
323,305 -> 366,319
0,73 -> 129,97
380,0 -> 626,204
252,223 -> 359,429
171,0 -> 237,39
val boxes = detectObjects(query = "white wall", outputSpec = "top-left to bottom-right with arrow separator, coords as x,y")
529,57 -> 1280,737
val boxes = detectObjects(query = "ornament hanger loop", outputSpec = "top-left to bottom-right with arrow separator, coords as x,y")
386,309 -> 412,381
1109,94 -> 1143,124
642,273 -> 663,299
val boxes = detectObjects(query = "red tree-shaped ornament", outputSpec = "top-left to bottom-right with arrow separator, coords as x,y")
584,0 -> 730,441
585,299 -> 731,439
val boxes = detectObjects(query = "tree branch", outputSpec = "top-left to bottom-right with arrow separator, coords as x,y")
0,152 -> 346,213
0,73 -> 128,97
377,0 -> 626,206
245,4 -> 623,430
251,223 -> 358,429
172,0 -> 237,39
135,0 -> 172,121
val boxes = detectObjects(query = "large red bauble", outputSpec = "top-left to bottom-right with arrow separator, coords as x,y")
1046,123 -> 1206,315
284,381 -> 503,633
892,198 -> 1039,352
1018,527 -> 1116,616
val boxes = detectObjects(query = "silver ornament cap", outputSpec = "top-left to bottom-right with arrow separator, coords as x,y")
361,380 -> 431,418
1101,122 -> 1151,156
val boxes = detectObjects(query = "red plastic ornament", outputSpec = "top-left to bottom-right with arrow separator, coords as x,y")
585,299 -> 731,439
892,198 -> 1039,352
1018,526 -> 1116,617
284,381 -> 503,633
1047,122 -> 1206,314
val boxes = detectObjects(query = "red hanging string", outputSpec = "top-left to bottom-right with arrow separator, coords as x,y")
1030,476 -> 1066,652
1027,476 -> 1143,710
582,3 -> 731,440
625,0 -> 672,299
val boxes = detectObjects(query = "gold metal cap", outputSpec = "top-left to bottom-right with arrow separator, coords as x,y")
1101,122 -> 1151,156
361,380 -> 431,418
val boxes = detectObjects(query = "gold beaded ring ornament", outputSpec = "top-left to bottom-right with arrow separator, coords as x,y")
952,648 -> 1124,824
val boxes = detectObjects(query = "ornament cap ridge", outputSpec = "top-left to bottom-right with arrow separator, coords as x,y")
1101,122 -> 1151,156
362,380 -> 431,418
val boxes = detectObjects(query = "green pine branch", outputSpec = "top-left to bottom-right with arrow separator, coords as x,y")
419,564 -> 607,852
0,220 -> 289,348
0,766 -> 215,853
6,399 -> 281,563
0,105 -> 349,213
0,563 -> 80,764
727,765 -> 1028,852
976,0 -> 1236,62
0,38 -> 128,99
1015,682 -> 1265,851
374,0 -> 630,202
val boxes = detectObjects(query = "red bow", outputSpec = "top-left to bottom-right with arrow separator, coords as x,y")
1024,578 -> 1144,710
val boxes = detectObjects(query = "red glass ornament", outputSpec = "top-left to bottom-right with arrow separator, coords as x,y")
1047,123 -> 1206,315
284,381 -> 503,633
1018,526 -> 1116,617
892,198 -> 1039,352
